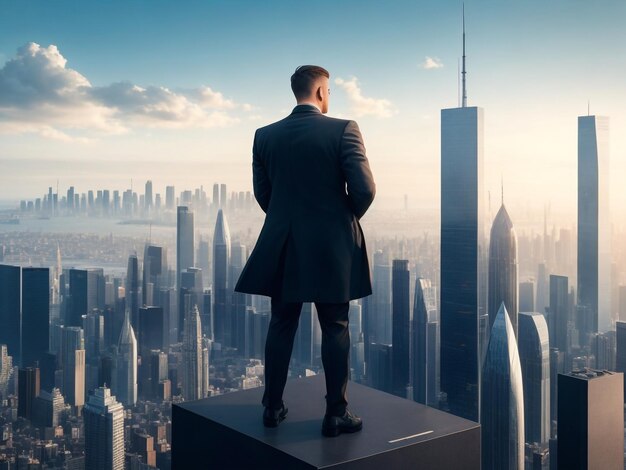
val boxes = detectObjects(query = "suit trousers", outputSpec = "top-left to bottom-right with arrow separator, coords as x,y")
261,298 -> 351,417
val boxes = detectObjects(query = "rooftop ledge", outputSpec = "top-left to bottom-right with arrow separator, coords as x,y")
173,374 -> 480,469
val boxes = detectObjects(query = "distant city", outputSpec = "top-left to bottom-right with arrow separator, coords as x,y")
8,181 -> 257,224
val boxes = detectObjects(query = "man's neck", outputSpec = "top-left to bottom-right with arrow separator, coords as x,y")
296,101 -> 321,112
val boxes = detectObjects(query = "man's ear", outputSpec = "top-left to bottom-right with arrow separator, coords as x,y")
315,85 -> 323,101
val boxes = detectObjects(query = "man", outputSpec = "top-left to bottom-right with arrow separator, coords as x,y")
234,65 -> 375,438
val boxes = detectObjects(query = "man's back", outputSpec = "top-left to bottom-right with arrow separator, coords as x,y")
256,106 -> 359,221
235,104 -> 375,303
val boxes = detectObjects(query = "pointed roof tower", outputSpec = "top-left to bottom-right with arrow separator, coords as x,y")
118,309 -> 137,347
213,208 -> 231,246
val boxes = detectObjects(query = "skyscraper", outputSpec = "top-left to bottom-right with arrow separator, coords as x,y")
67,186 -> 75,212
177,206 -> 194,288
480,303 -> 524,469
229,242 -> 248,350
87,268 -> 106,312
138,306 -> 165,355
21,267 -> 50,368
591,330 -> 616,370
577,115 -> 610,340
61,326 -> 85,408
212,183 -> 220,208
83,310 -> 103,382
179,268 -> 203,342
33,387 -> 65,429
197,238 -> 211,288
114,310 -> 137,407
126,255 -> 140,331
148,350 -> 169,400
145,180 -> 153,210
518,312 -> 550,447
84,386 -> 125,470
202,337 -> 211,398
142,245 -> 166,307
67,268 -> 88,327
0,344 -> 14,399
369,342 -> 393,394
488,204 -> 518,337
229,243 -> 247,290
183,305 -> 203,401
371,249 -> 392,345
557,369 -> 623,470
519,280 -> 535,313
536,262 -> 548,316
0,264 -> 21,365
548,275 -> 569,354
440,12 -> 486,422
213,209 -> 231,347
220,183 -> 227,208
412,278 -> 439,407
52,244 -> 62,307
391,259 -> 410,399
165,186 -> 175,210
17,367 -> 40,420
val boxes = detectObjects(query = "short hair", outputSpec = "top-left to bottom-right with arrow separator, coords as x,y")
290,65 -> 330,99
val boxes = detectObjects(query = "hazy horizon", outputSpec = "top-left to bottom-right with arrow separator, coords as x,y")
2,0 -> 626,223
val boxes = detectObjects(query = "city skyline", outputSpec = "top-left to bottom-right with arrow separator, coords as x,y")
1,187 -> 625,467
1,1 -> 626,468
1,1 -> 626,223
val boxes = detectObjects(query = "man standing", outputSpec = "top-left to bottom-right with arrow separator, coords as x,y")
234,65 -> 375,437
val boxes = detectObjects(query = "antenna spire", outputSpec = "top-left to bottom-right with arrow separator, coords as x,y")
461,3 -> 467,108
501,175 -> 504,205
457,58 -> 461,107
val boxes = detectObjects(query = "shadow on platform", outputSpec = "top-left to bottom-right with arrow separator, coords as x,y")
173,374 -> 480,469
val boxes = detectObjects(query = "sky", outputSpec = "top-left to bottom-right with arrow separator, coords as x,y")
1,0 -> 625,226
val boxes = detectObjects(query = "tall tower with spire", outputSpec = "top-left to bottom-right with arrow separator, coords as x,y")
213,209 -> 231,347
488,202 -> 519,338
578,114 -> 611,343
440,5 -> 486,422
113,309 -> 137,407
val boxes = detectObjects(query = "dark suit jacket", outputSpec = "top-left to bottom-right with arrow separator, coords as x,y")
234,104 -> 376,303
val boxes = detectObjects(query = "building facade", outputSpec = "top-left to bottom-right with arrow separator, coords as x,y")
577,115 -> 611,338
440,104 -> 486,422
480,303 -> 524,469
84,386 -> 125,470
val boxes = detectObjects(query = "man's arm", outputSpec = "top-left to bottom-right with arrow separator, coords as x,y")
252,130 -> 271,213
340,120 -> 376,219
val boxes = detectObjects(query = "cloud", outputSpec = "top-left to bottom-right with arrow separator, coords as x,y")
334,77 -> 395,118
89,82 -> 240,128
0,42 -> 251,140
420,56 -> 443,70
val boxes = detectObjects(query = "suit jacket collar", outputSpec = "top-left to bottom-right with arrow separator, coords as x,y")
291,104 -> 321,114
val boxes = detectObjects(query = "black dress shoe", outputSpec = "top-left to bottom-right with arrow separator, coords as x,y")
321,409 -> 363,437
263,403 -> 288,427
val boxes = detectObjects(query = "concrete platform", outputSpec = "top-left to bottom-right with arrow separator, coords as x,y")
172,374 -> 480,469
